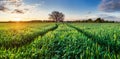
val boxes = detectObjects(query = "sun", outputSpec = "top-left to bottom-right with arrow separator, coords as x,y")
13,17 -> 22,21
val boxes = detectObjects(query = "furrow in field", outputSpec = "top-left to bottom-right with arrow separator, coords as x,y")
0,24 -> 118,59
39,24 -> 58,37
67,24 -> 120,54
2,24 -> 59,49
30,24 -> 89,59
26,24 -> 109,59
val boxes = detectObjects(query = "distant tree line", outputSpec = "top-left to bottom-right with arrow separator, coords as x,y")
66,18 -> 115,23
28,18 -> 115,23
0,17 -> 116,23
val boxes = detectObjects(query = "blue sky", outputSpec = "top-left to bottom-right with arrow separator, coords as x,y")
25,0 -> 100,14
0,0 -> 120,21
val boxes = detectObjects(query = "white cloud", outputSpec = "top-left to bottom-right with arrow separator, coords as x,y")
97,13 -> 120,21
0,0 -> 49,21
99,0 -> 120,12
0,0 -> 43,14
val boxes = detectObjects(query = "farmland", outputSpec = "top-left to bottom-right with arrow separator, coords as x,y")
0,23 -> 120,59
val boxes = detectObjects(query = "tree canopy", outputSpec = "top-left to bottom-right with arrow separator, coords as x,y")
49,11 -> 65,22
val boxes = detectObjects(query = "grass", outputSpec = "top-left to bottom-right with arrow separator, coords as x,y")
0,23 -> 120,59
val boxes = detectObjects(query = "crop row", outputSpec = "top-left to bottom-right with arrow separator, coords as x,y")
0,23 -> 57,48
0,24 -> 119,59
69,23 -> 120,54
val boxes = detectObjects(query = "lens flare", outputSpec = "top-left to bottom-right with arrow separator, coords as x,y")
13,17 -> 22,21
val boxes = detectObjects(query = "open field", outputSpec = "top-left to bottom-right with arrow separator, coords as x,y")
0,23 -> 120,59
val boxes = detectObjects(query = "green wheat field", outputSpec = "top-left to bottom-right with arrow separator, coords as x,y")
0,23 -> 120,59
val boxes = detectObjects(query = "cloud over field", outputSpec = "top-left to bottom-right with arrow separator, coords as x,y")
97,14 -> 120,21
99,0 -> 120,12
0,0 -> 23,13
0,0 -> 41,14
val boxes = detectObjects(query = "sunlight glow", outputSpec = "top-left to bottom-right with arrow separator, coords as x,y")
13,17 -> 22,21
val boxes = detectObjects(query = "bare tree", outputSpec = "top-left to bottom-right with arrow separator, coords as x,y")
49,11 -> 64,22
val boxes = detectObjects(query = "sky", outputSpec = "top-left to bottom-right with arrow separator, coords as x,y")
0,0 -> 120,21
